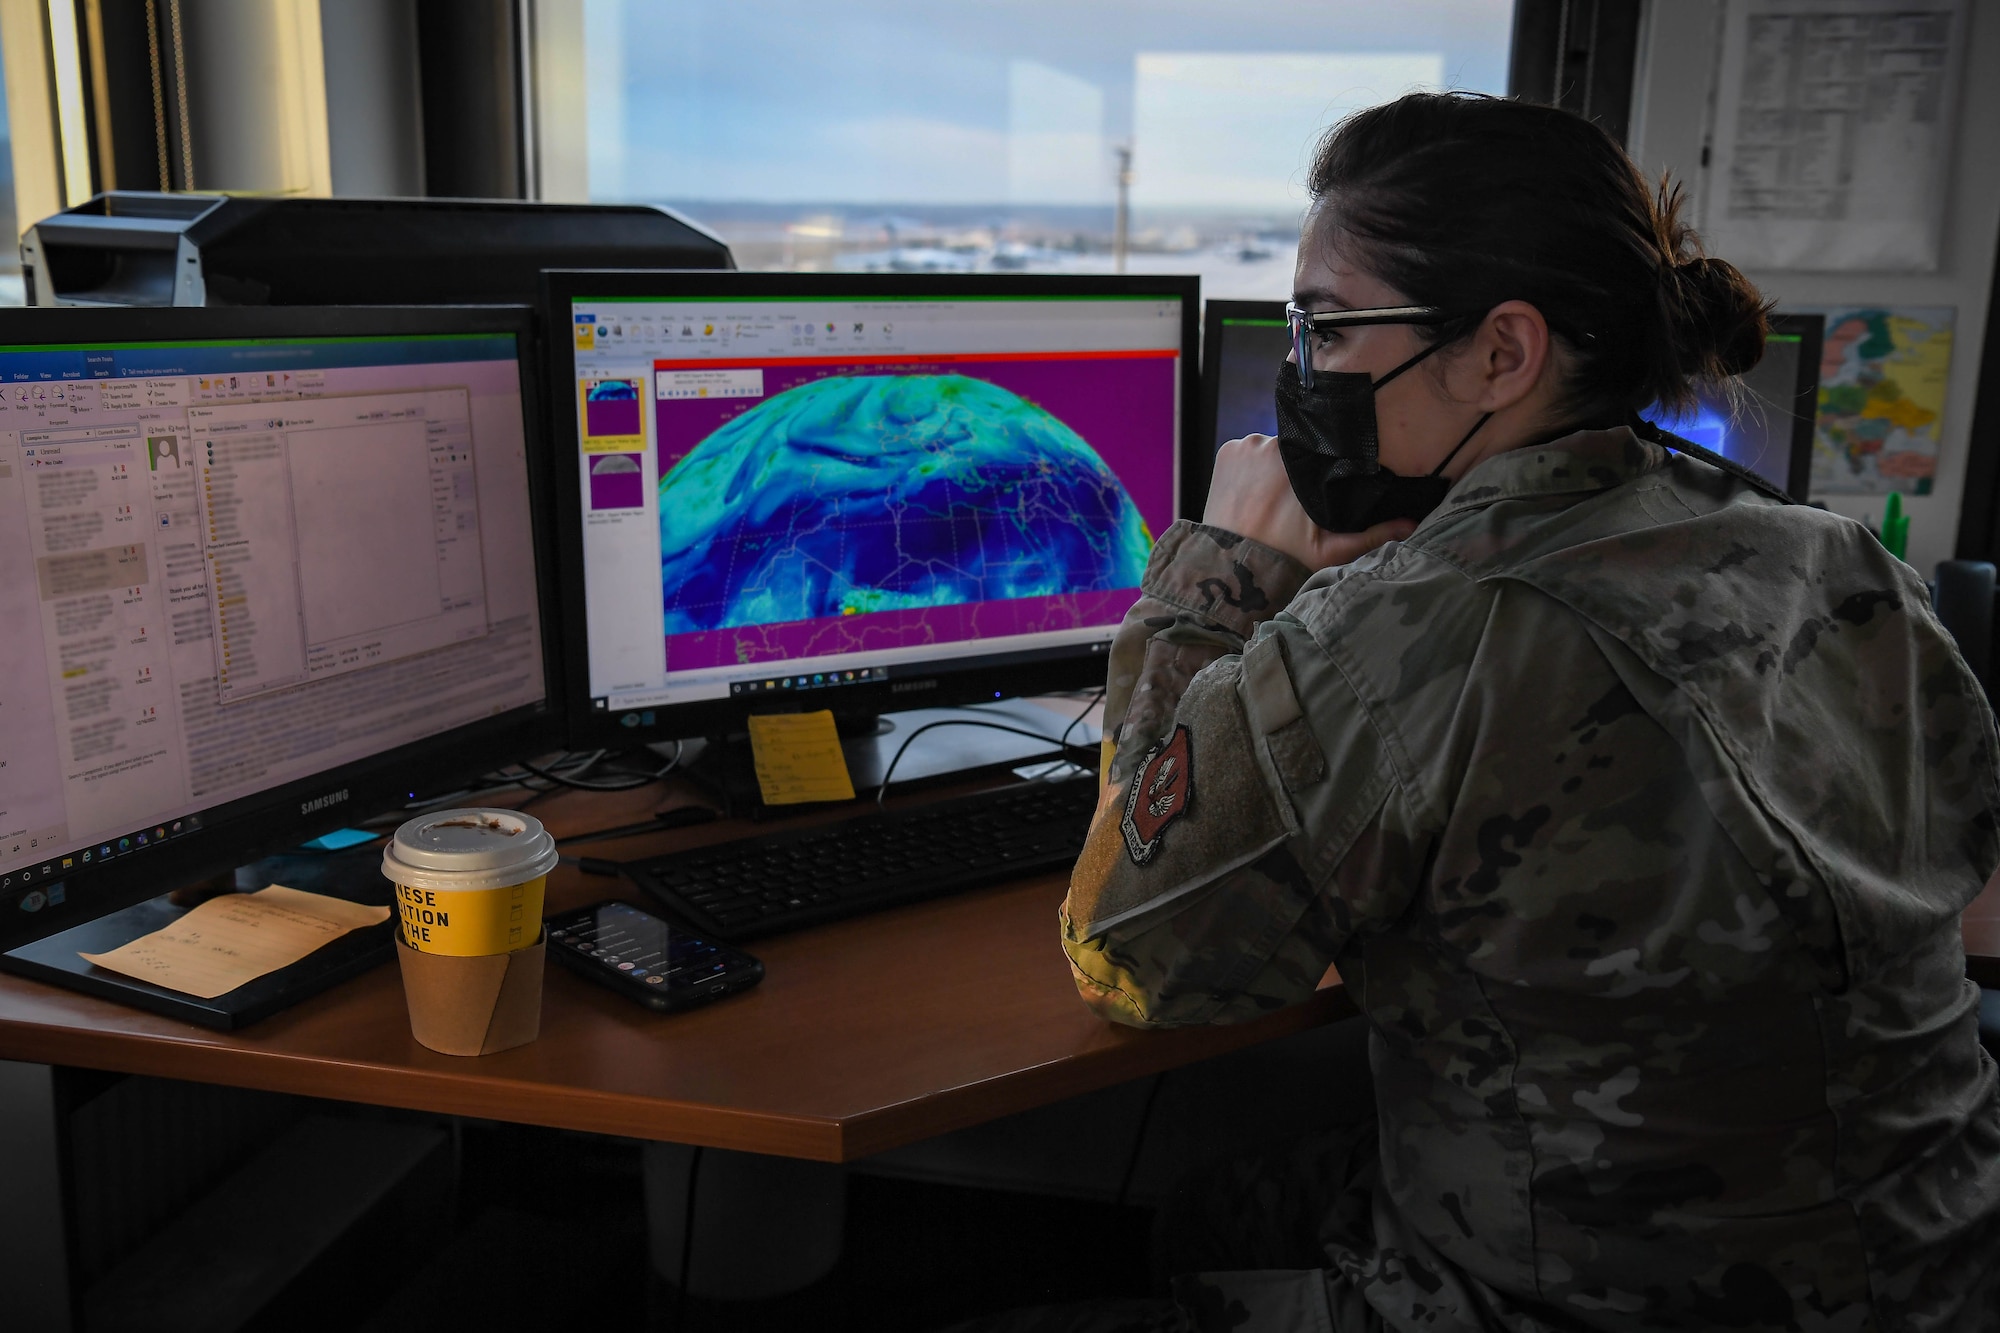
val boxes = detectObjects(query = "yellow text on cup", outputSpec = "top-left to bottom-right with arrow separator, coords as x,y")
394,875 -> 546,957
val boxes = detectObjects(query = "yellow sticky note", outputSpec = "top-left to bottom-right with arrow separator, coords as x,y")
80,885 -> 390,999
747,710 -> 857,805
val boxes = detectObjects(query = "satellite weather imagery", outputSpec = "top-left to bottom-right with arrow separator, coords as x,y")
655,369 -> 1158,668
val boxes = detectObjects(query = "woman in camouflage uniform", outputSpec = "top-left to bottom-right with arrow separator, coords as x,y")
968,93 -> 2000,1332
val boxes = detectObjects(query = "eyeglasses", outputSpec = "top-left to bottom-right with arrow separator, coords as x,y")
1284,303 -> 1451,390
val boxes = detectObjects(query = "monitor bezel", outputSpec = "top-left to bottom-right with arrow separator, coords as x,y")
540,268 -> 1202,749
1199,297 -> 1287,473
0,304 -> 565,949
1766,311 -> 1825,502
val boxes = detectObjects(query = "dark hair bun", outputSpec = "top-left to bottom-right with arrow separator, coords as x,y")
1663,255 -> 1768,383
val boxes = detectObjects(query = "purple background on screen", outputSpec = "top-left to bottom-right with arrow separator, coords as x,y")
652,353 -> 1177,674
588,453 -> 645,510
586,386 -> 642,439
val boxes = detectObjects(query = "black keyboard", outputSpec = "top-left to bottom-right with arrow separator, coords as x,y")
630,775 -> 1100,940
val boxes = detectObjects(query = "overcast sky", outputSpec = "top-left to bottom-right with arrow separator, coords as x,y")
583,1 -> 1515,210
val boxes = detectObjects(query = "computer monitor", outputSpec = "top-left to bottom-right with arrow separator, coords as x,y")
1640,312 -> 1823,499
1206,302 -> 1825,502
541,271 -> 1200,748
1201,299 -> 1290,457
0,307 -> 559,947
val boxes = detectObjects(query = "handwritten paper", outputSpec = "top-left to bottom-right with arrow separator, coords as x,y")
747,710 -> 857,805
79,886 -> 391,999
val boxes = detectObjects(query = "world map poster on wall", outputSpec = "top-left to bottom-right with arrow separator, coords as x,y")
1805,306 -> 1955,496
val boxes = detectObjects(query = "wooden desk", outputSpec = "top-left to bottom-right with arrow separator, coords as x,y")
0,780 -> 1352,1164
6,783 -> 1998,1165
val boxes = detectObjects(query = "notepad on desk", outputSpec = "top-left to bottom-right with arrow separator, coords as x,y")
79,886 -> 391,1000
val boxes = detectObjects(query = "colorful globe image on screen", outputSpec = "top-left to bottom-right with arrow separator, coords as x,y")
658,373 -> 1152,633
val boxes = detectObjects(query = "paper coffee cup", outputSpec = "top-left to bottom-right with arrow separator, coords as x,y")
382,808 -> 559,957
383,808 -> 560,1057
393,929 -> 546,1058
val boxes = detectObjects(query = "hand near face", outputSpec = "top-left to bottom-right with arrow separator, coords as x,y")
1202,433 -> 1416,571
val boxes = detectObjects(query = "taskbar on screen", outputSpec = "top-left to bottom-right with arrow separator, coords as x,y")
2,813 -> 204,905
730,666 -> 891,696
590,638 -> 1114,728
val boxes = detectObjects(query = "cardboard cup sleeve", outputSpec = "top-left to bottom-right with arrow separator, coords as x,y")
395,927 -> 544,1056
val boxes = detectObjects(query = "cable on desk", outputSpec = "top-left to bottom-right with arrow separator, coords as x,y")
1057,686 -> 1106,764
484,749 -> 608,793
927,692 -> 1106,760
515,741 -> 685,793
514,757 -> 653,792
351,747 -> 693,841
352,748 -> 685,832
369,750 -> 614,817
601,740 -> 688,782
472,743 -> 685,795
873,718 -> 1099,808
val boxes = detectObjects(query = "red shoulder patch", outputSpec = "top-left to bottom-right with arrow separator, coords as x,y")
1121,726 -> 1194,865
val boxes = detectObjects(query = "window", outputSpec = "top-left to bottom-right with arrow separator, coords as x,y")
0,27 -> 17,306
579,1 -> 1515,298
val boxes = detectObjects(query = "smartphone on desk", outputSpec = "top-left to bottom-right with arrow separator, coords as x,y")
546,900 -> 764,1013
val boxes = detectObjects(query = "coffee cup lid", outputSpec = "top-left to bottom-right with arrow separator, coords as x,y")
382,808 -> 559,890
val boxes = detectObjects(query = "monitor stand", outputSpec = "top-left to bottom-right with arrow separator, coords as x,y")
0,840 -> 396,1031
831,711 -> 894,739
679,697 -> 1101,819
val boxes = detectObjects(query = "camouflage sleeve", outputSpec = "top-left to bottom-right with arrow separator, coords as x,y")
1065,544 -> 1417,1027
1102,520 -> 1313,787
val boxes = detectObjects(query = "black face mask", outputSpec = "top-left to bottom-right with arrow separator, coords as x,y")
1274,348 -> 1491,534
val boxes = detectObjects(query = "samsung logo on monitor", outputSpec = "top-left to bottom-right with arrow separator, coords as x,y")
300,789 -> 350,816
890,679 -> 937,694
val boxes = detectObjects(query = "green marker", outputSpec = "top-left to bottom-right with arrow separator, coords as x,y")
1876,491 -> 1910,562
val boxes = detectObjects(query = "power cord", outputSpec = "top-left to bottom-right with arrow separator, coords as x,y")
516,740 -> 686,793
356,745 -> 690,831
872,717 -> 1100,808
515,759 -> 659,793
491,748 -> 610,792
368,750 -> 617,819
1057,687 -> 1106,763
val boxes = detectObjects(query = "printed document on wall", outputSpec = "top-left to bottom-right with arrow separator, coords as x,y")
1703,0 -> 1964,272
